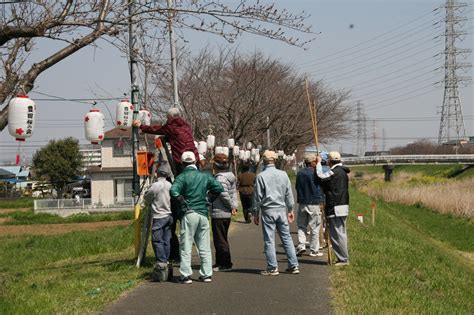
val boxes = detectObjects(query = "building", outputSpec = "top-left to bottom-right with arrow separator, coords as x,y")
80,144 -> 102,170
89,128 -> 153,206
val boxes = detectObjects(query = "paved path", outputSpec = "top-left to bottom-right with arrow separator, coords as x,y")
104,219 -> 331,314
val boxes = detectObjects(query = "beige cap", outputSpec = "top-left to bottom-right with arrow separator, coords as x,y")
328,151 -> 341,161
263,150 -> 278,161
304,153 -> 317,162
181,151 -> 196,163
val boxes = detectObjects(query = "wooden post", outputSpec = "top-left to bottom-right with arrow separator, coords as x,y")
371,201 -> 376,226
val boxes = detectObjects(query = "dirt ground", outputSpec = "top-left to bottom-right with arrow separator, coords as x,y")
0,220 -> 132,237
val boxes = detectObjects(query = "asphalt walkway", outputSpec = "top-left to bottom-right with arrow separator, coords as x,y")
103,218 -> 331,314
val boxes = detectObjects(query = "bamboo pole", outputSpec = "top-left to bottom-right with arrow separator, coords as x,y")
304,79 -> 333,265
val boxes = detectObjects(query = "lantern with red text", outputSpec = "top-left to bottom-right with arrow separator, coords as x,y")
116,100 -> 133,129
84,109 -> 105,144
8,95 -> 36,141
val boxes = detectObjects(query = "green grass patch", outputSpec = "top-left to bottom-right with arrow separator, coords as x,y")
350,164 -> 472,179
0,210 -> 133,225
330,187 -> 474,314
0,224 -> 151,314
0,197 -> 34,209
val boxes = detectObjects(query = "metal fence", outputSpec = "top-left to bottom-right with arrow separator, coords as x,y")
343,154 -> 474,165
34,198 -> 134,217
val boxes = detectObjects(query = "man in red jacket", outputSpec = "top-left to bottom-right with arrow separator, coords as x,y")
132,107 -> 199,174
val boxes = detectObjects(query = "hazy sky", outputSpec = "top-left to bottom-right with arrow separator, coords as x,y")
1,0 -> 473,163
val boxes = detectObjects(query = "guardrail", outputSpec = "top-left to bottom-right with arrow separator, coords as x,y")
343,154 -> 474,165
34,198 -> 134,217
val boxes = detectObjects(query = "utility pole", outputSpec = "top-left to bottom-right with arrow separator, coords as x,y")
266,116 -> 271,149
167,0 -> 180,109
128,0 -> 140,203
382,128 -> 386,152
438,0 -> 471,145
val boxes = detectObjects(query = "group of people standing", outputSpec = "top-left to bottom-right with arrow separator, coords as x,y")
134,107 -> 350,284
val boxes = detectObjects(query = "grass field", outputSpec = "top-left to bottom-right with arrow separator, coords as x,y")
0,224 -> 152,314
330,187 -> 474,314
0,209 -> 133,225
0,197 -> 34,209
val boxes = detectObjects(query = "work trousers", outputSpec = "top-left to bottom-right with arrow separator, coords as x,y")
328,216 -> 349,263
261,210 -> 298,271
211,218 -> 233,268
296,204 -> 321,252
239,192 -> 253,223
151,216 -> 173,263
179,212 -> 212,278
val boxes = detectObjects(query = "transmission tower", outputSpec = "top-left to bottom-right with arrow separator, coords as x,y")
356,101 -> 367,156
438,0 -> 472,144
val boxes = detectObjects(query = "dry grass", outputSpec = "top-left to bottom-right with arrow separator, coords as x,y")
362,177 -> 474,219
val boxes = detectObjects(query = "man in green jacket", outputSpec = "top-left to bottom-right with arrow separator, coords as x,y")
170,151 -> 224,284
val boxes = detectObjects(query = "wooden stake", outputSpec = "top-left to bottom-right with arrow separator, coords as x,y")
371,201 -> 376,226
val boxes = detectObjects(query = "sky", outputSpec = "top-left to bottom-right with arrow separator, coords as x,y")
0,0 -> 473,164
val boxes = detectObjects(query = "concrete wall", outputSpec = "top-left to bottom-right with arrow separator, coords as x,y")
101,140 -> 132,168
91,172 -> 115,205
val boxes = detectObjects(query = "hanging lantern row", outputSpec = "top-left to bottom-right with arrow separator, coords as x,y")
8,95 -> 36,142
195,135 -> 294,164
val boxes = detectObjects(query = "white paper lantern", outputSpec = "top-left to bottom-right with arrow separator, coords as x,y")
8,95 -> 36,141
244,150 -> 251,160
227,138 -> 235,148
277,150 -> 284,157
247,142 -> 252,149
138,109 -> 151,126
233,146 -> 240,156
207,135 -> 215,148
222,147 -> 229,156
251,148 -> 257,157
215,146 -> 224,155
198,141 -> 207,155
254,154 -> 260,163
255,148 -> 260,157
84,108 -> 105,144
116,100 -> 133,129
238,150 -> 245,160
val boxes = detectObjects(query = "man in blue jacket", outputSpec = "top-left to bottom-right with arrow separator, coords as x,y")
295,153 -> 325,257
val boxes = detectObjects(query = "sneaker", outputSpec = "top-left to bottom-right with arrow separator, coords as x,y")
260,269 -> 279,276
198,276 -> 212,283
310,250 -> 324,257
296,247 -> 306,256
286,266 -> 300,274
334,261 -> 350,267
179,276 -> 192,284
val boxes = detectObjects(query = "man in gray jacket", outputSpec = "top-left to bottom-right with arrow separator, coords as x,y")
144,165 -> 173,277
254,150 -> 299,276
211,153 -> 238,272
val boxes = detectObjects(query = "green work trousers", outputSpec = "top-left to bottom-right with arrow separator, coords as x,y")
179,211 -> 213,278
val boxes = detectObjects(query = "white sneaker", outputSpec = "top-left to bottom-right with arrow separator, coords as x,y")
310,250 -> 324,257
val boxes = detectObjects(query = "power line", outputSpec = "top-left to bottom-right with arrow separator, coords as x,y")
297,8 -> 439,67
302,18 -> 443,74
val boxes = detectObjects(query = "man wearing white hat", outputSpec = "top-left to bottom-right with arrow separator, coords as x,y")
170,151 -> 225,284
253,150 -> 299,276
316,151 -> 350,266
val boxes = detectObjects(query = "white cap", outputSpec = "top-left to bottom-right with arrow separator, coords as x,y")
181,151 -> 196,163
